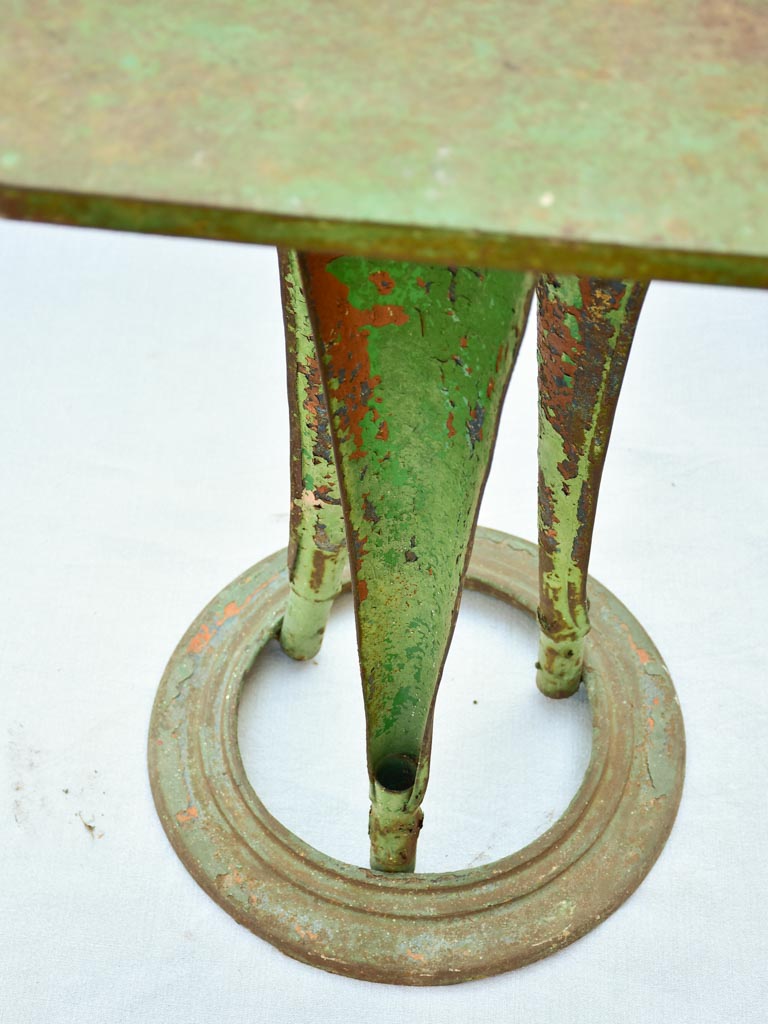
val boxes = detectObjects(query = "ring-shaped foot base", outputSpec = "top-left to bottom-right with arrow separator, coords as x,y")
148,527 -> 685,985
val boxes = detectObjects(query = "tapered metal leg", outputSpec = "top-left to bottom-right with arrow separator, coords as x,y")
536,275 -> 648,698
298,253 -> 534,870
278,250 -> 347,661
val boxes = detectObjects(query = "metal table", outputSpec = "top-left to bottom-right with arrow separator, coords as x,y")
2,0 -> 765,984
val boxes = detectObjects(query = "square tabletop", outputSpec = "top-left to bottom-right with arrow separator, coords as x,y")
1,0 -> 766,286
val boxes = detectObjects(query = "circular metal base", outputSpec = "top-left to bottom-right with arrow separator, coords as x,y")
148,528 -> 685,985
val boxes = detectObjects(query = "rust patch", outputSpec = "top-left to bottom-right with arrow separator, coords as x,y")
301,254 -> 408,457
621,622 -> 652,665
217,601 -> 242,626
187,573 -> 281,653
217,868 -> 245,889
369,270 -> 395,295
300,351 -> 337,467
176,805 -> 199,824
362,496 -> 380,524
310,549 -> 330,591
188,623 -> 213,655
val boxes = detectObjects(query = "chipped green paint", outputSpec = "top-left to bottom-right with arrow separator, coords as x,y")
278,250 -> 347,660
536,275 -> 648,697
299,253 -> 534,870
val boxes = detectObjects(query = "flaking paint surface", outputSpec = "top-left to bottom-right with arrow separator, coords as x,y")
301,253 -> 534,819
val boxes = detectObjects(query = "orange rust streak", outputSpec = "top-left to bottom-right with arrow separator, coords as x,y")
406,950 -> 425,961
633,643 -> 651,665
375,421 -> 389,441
176,805 -> 199,824
357,579 -> 369,602
447,411 -> 456,438
647,716 -> 655,730
302,254 -> 408,456
217,600 -> 243,626
188,623 -> 213,655
620,622 -> 652,665
187,573 -> 281,653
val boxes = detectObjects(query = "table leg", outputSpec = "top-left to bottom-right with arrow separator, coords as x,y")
277,250 -> 347,660
536,275 -> 648,698
298,253 -> 534,870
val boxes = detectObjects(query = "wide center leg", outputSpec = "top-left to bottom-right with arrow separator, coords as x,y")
299,254 -> 534,871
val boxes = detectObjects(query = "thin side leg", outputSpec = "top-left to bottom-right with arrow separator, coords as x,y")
299,253 -> 534,870
536,275 -> 648,698
278,250 -> 347,660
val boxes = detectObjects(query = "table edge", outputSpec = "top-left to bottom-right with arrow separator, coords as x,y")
2,182 -> 765,289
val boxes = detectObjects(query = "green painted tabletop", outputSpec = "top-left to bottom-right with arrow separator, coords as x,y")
1,0 -> 766,285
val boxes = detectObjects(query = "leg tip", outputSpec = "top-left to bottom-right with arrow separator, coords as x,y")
368,758 -> 424,873
368,806 -> 423,873
279,629 -> 323,661
536,634 -> 585,699
279,590 -> 335,660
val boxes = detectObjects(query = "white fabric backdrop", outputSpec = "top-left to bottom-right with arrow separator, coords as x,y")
1,221 -> 766,1022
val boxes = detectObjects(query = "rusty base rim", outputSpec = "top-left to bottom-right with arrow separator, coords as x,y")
148,527 -> 685,985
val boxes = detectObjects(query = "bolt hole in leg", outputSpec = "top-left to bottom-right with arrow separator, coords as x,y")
375,753 -> 418,792
237,589 -> 592,872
